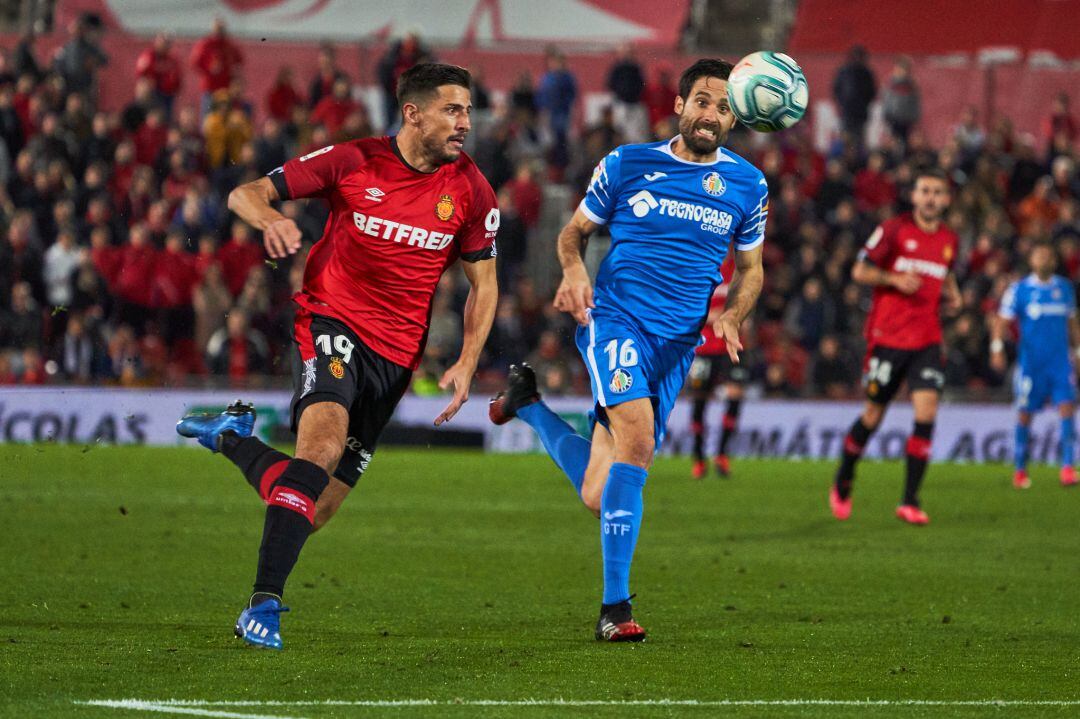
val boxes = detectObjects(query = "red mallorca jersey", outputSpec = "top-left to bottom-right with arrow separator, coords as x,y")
269,137 -> 499,369
860,213 -> 957,350
696,256 -> 736,356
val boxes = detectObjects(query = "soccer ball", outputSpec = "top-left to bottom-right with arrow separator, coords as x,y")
726,51 -> 808,132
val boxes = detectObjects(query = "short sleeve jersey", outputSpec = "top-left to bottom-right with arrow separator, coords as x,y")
579,137 -> 768,343
269,137 -> 499,369
999,274 -> 1076,371
859,213 -> 958,350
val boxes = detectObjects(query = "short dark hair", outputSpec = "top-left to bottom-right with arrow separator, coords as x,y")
396,63 -> 472,108
914,166 -> 950,187
678,59 -> 733,100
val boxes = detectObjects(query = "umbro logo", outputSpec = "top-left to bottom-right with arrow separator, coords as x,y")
604,510 -> 634,520
644,171 -> 667,181
365,187 -> 385,202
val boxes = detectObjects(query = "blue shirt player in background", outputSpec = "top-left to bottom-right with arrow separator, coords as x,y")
489,59 -> 768,642
991,242 -> 1080,489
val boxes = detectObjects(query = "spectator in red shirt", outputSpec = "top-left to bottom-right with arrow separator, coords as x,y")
308,42 -> 348,109
133,107 -> 168,166
162,149 -> 202,208
310,77 -> 356,138
504,163 -> 543,229
642,64 -> 677,133
216,220 -> 263,296
135,33 -> 182,116
189,18 -> 243,117
853,151 -> 896,213
156,230 -> 199,307
265,66 -> 302,123
205,307 -> 269,383
1042,93 -> 1077,148
156,230 -> 200,345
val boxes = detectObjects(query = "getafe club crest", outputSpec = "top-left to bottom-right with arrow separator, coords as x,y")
609,368 -> 633,393
435,194 -> 455,221
702,171 -> 726,197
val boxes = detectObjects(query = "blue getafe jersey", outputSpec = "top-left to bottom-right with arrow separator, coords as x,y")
999,274 -> 1076,370
580,137 -> 768,343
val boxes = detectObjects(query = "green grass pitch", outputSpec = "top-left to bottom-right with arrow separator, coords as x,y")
2,444 -> 1079,718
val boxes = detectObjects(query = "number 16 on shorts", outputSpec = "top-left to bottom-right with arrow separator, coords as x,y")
604,338 -> 639,394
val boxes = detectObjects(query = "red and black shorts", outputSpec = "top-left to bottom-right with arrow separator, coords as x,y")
863,343 -> 945,405
688,353 -> 749,393
290,307 -> 412,487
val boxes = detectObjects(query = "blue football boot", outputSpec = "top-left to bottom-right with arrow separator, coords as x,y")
235,596 -> 289,650
176,400 -> 256,452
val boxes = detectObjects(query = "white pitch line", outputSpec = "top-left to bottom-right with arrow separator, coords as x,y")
80,698 -> 1080,710
79,700 -> 304,719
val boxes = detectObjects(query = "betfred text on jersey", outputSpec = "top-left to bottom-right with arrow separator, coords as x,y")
893,256 -> 948,280
353,212 -> 454,251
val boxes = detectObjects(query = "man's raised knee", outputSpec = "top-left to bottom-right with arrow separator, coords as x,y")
616,434 -> 655,468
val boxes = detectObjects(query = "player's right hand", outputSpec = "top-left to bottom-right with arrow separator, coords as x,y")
990,351 -> 1007,374
889,271 -> 921,295
263,218 -> 303,259
554,266 -> 594,326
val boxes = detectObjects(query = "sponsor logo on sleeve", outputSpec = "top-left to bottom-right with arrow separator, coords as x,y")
484,207 -> 500,238
299,145 -> 334,162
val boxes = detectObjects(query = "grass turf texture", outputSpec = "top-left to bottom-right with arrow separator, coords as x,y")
1,445 -> 1078,718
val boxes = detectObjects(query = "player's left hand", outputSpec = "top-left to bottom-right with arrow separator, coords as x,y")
434,361 -> 475,426
712,312 -> 743,363
945,291 -> 963,316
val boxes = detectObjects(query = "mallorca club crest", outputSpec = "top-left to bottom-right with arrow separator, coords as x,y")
943,244 -> 953,263
328,356 -> 345,379
702,171 -> 726,197
435,194 -> 455,222
609,368 -> 634,394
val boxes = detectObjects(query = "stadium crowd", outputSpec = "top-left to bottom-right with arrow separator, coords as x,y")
1,17 -> 1079,401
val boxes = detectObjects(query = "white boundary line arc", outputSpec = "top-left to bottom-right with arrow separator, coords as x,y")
80,698 -> 1080,708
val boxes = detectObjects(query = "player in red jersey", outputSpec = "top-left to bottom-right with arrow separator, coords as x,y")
830,168 -> 961,525
176,64 -> 499,648
689,269 -> 748,479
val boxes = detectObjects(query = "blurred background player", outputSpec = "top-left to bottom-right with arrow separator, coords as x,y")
689,278 -> 748,479
490,59 -> 768,642
177,64 -> 499,649
991,242 -> 1080,489
831,168 -> 961,525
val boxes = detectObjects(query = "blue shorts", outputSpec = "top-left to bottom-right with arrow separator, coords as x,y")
1014,364 -> 1077,412
575,308 -> 697,448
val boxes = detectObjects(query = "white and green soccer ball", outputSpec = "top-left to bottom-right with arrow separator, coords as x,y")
726,51 -> 809,132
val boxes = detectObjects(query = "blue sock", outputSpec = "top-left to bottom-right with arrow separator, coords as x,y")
600,462 -> 647,605
1015,423 -> 1030,471
517,401 -> 590,496
1061,416 -> 1075,467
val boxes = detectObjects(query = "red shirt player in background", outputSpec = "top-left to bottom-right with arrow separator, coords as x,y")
689,259 -> 749,479
831,167 -> 960,526
176,64 -> 499,649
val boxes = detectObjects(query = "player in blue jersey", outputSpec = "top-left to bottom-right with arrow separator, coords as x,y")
991,242 -> 1080,489
489,59 -> 767,642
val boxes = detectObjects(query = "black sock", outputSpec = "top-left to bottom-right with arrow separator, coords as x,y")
903,422 -> 934,507
220,433 -> 291,500
253,458 -> 329,597
718,399 -> 742,456
835,417 -> 874,499
691,397 -> 707,461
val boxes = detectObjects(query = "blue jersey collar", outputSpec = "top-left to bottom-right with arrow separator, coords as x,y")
653,136 -> 739,165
